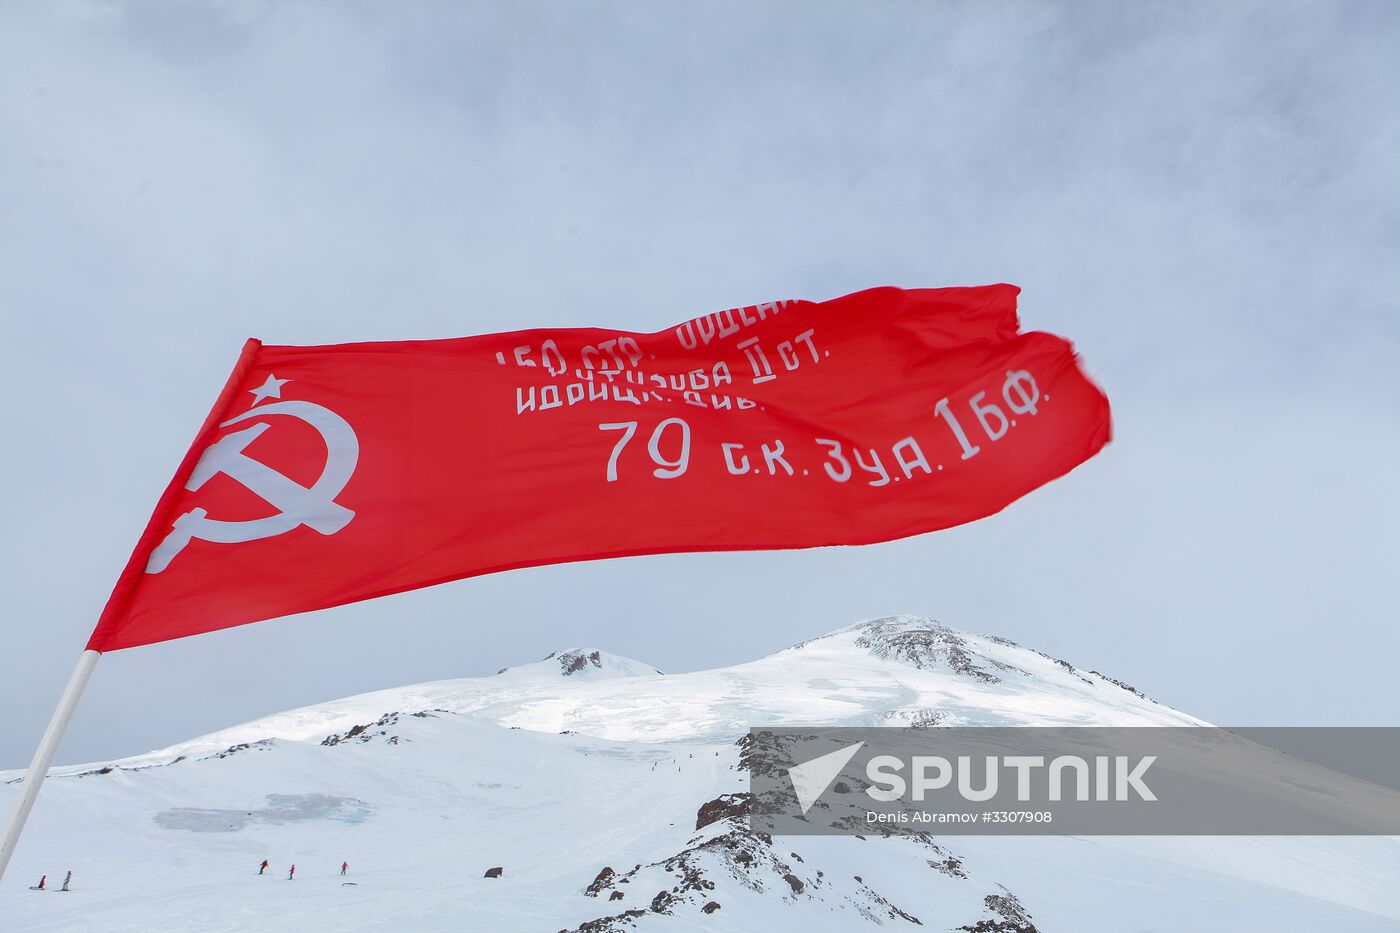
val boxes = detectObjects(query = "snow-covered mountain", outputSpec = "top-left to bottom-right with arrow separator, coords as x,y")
3,616 -> 1396,932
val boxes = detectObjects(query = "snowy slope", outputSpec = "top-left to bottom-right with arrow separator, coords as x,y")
2,616 -> 1396,932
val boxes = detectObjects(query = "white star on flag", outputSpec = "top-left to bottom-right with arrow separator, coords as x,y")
248,374 -> 289,406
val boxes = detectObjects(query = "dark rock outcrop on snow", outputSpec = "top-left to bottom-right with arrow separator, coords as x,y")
853,618 -> 1000,683
561,795 -> 930,932
1089,670 -> 1158,703
556,649 -> 605,676
958,889 -> 1038,932
585,867 -> 616,897
696,793 -> 751,830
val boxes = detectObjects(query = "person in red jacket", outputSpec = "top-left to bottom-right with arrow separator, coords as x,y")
31,875 -> 46,891
288,864 -> 296,880
258,859 -> 269,875
340,861 -> 348,877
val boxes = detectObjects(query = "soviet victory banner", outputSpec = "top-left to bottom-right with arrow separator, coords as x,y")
88,285 -> 1110,651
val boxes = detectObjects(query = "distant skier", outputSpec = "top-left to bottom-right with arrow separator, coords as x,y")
30,875 -> 45,891
288,864 -> 296,880
258,859 -> 269,875
60,871 -> 72,892
340,861 -> 348,877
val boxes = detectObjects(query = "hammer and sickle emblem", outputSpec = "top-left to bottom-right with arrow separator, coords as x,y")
146,400 -> 360,574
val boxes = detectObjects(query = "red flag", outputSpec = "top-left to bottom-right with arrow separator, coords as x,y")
87,285 -> 1110,651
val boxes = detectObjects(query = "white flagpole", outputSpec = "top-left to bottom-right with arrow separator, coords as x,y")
0,649 -> 101,886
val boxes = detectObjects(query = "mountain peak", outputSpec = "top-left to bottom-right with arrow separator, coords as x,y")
779,615 -> 1157,700
848,616 -> 999,681
495,647 -> 664,680
786,613 -> 952,647
782,614 -> 1000,680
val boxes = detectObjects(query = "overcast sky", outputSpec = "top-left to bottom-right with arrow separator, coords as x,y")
1,1 -> 1397,768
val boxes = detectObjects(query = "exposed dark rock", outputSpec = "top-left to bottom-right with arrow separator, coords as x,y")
854,618 -> 999,683
608,891 -> 624,901
1089,670 -> 1157,703
959,890 -> 1037,932
483,866 -> 503,879
585,867 -> 616,897
566,908 -> 647,932
736,731 -> 833,797
71,752 -> 195,780
548,649 -> 604,676
208,741 -> 271,760
959,920 -> 1036,932
929,855 -> 968,879
571,798 -> 931,931
322,713 -> 401,747
696,793 -> 752,830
